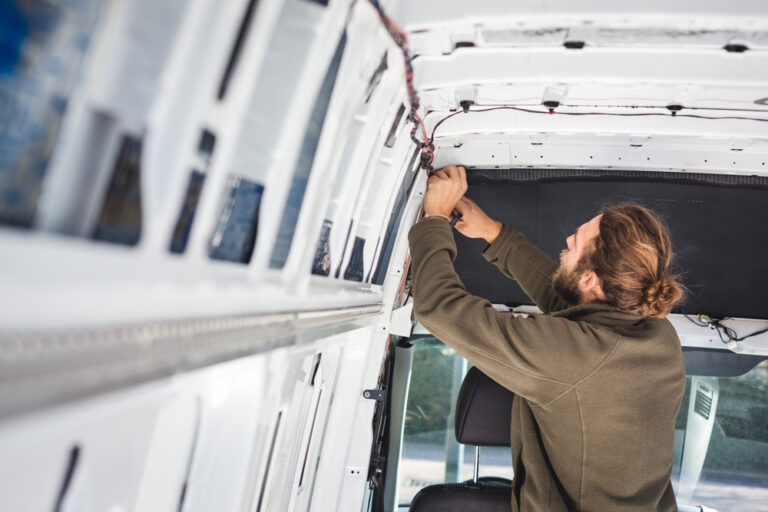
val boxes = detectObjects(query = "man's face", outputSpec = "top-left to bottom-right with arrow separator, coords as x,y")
552,215 -> 602,304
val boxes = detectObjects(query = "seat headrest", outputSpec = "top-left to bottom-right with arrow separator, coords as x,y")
454,367 -> 515,446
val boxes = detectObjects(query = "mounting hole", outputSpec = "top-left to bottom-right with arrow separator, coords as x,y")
704,159 -> 708,163
646,157 -> 650,161
724,43 -> 749,53
564,41 -> 585,49
589,156 -> 593,159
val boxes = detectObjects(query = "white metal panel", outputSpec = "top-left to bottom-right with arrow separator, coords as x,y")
431,132 -> 768,175
0,381 -> 169,512
395,0 -> 768,32
414,48 -> 768,90
133,396 -> 201,511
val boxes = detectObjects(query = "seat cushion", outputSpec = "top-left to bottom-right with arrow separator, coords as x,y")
409,481 -> 512,512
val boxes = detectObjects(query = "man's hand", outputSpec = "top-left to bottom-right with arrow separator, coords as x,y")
454,196 -> 503,244
423,165 -> 468,218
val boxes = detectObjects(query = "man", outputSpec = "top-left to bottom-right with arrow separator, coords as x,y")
408,165 -> 687,511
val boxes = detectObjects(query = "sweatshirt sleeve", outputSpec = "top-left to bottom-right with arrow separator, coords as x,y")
482,224 -> 570,314
407,218 -> 619,407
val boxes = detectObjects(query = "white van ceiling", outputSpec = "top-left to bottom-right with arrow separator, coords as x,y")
376,0 -> 768,174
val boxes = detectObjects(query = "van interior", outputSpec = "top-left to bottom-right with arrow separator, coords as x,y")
0,1 -> 767,511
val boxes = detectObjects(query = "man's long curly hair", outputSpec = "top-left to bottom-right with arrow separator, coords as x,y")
582,203 -> 686,318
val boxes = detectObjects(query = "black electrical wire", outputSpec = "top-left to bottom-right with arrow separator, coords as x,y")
562,104 -> 768,114
368,0 -> 768,174
367,0 -> 768,171
684,313 -> 768,345
430,105 -> 768,142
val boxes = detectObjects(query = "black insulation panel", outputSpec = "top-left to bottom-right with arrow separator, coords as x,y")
453,169 -> 768,319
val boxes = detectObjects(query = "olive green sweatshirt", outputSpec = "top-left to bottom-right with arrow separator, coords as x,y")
408,218 -> 686,512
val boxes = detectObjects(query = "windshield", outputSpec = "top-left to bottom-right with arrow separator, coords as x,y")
398,338 -> 768,511
672,359 -> 768,511
397,337 -> 513,505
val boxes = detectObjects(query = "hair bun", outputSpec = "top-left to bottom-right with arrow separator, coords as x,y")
643,278 -> 685,318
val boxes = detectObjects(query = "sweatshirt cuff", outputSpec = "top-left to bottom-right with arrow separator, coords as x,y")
482,224 -> 524,263
408,216 -> 457,261
409,216 -> 452,237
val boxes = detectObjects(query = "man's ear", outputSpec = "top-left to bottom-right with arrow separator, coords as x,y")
580,270 -> 605,300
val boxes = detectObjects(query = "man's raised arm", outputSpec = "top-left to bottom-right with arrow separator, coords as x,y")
407,215 -> 619,407
454,196 -> 570,314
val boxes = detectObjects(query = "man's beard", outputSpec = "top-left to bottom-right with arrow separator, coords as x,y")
552,253 -> 584,305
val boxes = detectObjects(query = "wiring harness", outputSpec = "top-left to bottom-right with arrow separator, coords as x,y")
368,0 -> 434,173
684,313 -> 768,348
368,1 -> 768,177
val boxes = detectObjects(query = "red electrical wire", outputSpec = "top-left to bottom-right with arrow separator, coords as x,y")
368,1 -> 768,173
368,0 -> 434,173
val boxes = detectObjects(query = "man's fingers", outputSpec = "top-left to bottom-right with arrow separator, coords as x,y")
457,165 -> 466,183
434,165 -> 464,175
440,166 -> 455,180
430,169 -> 449,181
428,173 -> 448,187
455,196 -> 477,213
440,165 -> 461,180
435,165 -> 468,191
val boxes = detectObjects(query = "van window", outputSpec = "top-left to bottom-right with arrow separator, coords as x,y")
397,337 -> 514,505
269,33 -> 346,269
399,338 -> 768,511
672,359 -> 768,511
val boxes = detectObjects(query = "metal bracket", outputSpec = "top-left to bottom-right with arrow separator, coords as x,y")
363,389 -> 386,401
389,302 -> 413,337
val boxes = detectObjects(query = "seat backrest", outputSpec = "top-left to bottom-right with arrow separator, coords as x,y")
454,366 -> 515,446
409,367 -> 515,512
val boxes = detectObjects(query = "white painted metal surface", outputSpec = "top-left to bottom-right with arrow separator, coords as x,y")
1,0 -> 767,511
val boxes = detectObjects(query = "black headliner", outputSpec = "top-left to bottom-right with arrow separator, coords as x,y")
453,169 -> 768,319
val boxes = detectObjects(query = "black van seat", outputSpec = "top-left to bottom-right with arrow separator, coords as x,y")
409,481 -> 512,512
409,367 -> 515,511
